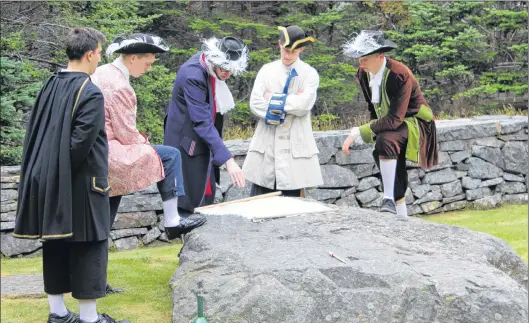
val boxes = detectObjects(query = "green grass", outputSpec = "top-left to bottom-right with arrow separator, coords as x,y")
1,244 -> 181,323
1,205 -> 527,323
421,204 -> 528,262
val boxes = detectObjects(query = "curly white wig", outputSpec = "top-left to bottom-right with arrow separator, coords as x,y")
201,37 -> 249,76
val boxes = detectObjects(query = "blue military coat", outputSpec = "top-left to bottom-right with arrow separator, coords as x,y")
164,53 -> 232,212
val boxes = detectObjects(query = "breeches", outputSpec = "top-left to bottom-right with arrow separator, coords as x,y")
153,145 -> 185,201
42,239 -> 108,299
373,123 -> 408,201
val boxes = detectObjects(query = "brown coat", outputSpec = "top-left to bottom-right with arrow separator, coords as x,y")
357,58 -> 438,168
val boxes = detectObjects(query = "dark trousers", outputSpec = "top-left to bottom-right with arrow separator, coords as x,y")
250,182 -> 305,198
373,123 -> 408,201
43,239 -> 108,299
153,145 -> 185,201
109,195 -> 122,227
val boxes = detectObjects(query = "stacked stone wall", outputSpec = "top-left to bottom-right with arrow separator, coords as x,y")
1,115 -> 527,257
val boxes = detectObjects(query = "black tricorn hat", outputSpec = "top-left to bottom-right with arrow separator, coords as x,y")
343,30 -> 397,58
217,36 -> 246,61
106,33 -> 169,57
278,25 -> 316,50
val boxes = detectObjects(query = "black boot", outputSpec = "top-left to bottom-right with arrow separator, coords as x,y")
105,283 -> 124,294
47,310 -> 78,323
165,216 -> 206,240
78,313 -> 130,323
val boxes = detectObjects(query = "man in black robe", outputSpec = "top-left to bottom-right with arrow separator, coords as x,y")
13,27 -> 129,323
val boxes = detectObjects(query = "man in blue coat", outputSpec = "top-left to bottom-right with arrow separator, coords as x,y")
164,36 -> 249,215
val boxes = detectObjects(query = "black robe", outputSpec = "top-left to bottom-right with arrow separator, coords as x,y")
14,71 -> 111,242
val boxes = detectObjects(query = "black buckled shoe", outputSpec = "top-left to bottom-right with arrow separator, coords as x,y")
379,198 -> 396,214
105,283 -> 124,294
47,310 -> 78,323
165,216 -> 207,240
79,313 -> 130,323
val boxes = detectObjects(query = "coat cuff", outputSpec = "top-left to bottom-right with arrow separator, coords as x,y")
359,123 -> 375,143
212,146 -> 233,166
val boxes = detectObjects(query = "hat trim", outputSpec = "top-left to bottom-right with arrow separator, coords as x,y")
106,35 -> 169,58
291,36 -> 316,50
278,26 -> 290,47
359,47 -> 394,57
343,30 -> 396,59
201,37 -> 249,76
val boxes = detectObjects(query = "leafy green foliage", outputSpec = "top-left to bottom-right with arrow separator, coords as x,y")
0,32 -> 25,52
61,1 -> 161,42
229,102 -> 253,127
0,1 -> 527,165
131,65 -> 176,145
0,58 -> 50,165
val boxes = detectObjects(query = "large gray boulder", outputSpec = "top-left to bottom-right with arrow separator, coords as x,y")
170,206 -> 527,323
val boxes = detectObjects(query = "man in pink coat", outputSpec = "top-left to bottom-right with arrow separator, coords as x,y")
92,34 -> 205,292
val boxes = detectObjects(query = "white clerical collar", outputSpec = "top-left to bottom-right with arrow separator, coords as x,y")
112,57 -> 130,80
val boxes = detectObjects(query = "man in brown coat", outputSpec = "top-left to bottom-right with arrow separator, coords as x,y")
341,30 -> 438,218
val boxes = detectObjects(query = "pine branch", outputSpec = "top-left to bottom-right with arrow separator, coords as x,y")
7,54 -> 65,68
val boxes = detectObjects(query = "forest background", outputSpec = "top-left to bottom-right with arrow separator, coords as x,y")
1,1 -> 527,165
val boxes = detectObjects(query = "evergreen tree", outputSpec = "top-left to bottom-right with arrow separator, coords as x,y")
0,58 -> 49,165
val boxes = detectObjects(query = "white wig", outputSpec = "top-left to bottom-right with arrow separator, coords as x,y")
201,37 -> 249,76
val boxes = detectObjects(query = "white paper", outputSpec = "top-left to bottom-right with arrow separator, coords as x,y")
196,196 -> 333,220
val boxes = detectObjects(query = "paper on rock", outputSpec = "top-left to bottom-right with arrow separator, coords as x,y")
195,196 -> 333,220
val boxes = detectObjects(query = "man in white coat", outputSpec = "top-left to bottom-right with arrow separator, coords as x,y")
243,25 -> 323,197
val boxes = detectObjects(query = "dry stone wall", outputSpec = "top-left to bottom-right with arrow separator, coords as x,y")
1,115 -> 527,257
221,115 -> 528,213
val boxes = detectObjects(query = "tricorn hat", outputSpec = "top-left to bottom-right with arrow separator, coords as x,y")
343,30 -> 397,58
278,25 -> 316,50
201,36 -> 250,76
106,33 -> 169,57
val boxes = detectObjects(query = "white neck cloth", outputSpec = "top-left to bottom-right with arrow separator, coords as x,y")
368,56 -> 387,104
200,54 -> 236,115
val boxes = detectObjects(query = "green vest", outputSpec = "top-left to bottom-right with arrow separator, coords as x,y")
359,68 -> 433,164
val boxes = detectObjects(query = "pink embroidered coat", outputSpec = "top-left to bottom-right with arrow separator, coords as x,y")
92,61 -> 164,197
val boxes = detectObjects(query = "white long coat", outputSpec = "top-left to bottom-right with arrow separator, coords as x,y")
242,59 -> 323,190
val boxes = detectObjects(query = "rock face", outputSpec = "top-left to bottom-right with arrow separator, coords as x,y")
1,115 -> 527,257
171,208 -> 528,323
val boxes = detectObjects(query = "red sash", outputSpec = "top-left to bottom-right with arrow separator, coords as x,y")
204,74 -> 217,196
